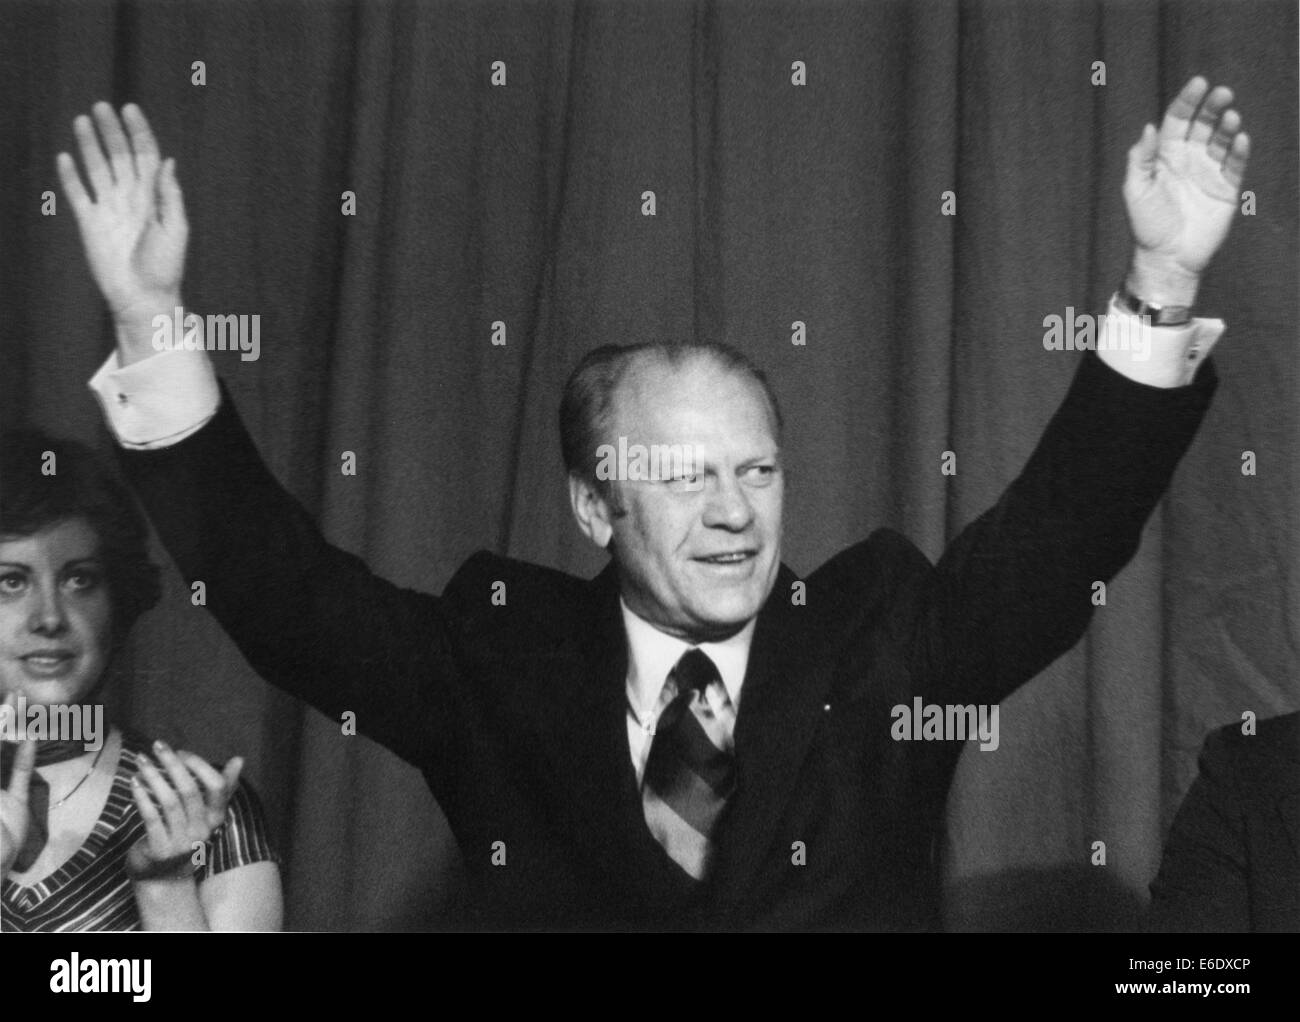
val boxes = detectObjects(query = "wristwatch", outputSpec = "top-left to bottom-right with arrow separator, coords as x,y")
1117,283 -> 1193,327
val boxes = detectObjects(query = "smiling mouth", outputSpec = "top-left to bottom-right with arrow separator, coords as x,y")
20,652 -> 76,671
695,551 -> 757,565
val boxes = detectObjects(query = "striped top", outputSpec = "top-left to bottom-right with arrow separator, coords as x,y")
1,731 -> 278,931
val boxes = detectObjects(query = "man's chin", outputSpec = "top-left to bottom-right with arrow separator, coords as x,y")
684,595 -> 765,642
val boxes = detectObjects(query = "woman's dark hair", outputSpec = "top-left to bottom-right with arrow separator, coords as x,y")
0,428 -> 161,642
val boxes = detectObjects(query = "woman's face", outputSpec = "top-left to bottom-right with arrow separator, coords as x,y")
0,518 -> 112,707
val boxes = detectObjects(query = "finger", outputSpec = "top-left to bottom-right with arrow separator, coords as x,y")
5,739 -> 37,807
72,113 -> 113,198
136,756 -> 187,834
197,756 -> 242,829
55,152 -> 93,218
152,740 -> 204,822
221,756 -> 244,792
210,757 -> 244,818
1222,131 -> 1250,191
1205,108 -> 1240,165
121,103 -> 160,183
1158,76 -> 1209,144
1187,85 -> 1234,147
177,751 -> 226,799
92,101 -> 134,184
130,774 -> 171,848
156,158 -> 188,232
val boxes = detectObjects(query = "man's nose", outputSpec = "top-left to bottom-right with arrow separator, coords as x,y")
29,583 -> 68,635
702,475 -> 755,531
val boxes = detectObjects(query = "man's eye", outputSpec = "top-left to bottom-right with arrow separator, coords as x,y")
743,465 -> 778,485
665,473 -> 704,489
0,573 -> 27,594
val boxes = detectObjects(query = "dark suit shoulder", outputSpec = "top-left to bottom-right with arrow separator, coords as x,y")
803,529 -> 932,633
1203,710 -> 1300,792
807,529 -> 929,594
443,550 -> 592,648
446,549 -> 582,594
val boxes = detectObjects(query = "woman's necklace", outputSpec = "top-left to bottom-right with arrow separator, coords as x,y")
47,742 -> 107,811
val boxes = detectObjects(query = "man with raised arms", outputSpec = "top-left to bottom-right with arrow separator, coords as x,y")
42,78 -> 1248,929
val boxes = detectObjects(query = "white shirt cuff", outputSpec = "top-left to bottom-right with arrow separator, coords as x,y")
1095,295 -> 1225,388
88,347 -> 221,449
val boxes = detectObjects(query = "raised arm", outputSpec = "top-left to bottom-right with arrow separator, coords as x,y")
59,105 -> 470,770
909,77 -> 1248,705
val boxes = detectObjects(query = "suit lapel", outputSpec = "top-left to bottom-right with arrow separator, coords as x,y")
710,565 -> 839,904
546,562 -> 698,911
546,561 -> 845,913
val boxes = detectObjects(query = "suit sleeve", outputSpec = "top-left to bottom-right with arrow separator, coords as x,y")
904,350 -> 1216,705
116,384 -> 472,771
1144,729 -> 1251,932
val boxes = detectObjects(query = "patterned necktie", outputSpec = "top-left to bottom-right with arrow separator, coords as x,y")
642,648 -> 737,880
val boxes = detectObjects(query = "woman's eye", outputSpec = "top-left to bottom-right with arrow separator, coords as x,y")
65,570 -> 102,592
0,573 -> 26,594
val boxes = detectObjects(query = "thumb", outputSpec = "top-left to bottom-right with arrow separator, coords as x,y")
1125,123 -> 1158,183
156,158 -> 189,233
221,756 -> 244,791
6,740 -> 37,807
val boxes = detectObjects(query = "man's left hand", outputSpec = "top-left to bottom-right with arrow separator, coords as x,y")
1124,76 -> 1250,305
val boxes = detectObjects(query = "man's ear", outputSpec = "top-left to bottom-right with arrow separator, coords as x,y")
568,473 -> 615,550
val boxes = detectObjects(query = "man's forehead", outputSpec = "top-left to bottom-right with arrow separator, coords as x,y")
614,354 -> 773,428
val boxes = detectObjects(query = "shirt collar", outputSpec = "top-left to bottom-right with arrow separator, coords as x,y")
621,598 -> 755,721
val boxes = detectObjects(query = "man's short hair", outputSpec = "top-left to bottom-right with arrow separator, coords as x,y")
558,341 -> 784,493
0,428 -> 161,645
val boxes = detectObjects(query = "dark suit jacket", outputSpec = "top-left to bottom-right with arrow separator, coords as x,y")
118,351 -> 1214,930
1146,711 -> 1300,932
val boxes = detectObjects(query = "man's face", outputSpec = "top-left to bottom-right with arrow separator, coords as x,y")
605,358 -> 783,642
0,518 -> 112,708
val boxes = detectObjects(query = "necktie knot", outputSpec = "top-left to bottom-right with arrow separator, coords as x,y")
672,648 -> 719,696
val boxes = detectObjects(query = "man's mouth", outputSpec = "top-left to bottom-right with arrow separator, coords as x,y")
694,550 -> 757,565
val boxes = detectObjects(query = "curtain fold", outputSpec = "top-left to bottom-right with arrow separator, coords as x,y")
3,0 -> 1295,930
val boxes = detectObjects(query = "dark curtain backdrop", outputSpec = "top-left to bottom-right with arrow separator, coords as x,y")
1,0 -> 1295,930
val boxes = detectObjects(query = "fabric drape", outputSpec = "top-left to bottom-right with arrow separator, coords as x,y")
2,0 -> 1295,930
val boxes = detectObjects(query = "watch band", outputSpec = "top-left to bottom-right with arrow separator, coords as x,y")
1117,284 -> 1193,327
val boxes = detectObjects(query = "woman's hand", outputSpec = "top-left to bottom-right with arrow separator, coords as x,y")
126,740 -> 242,882
0,727 -> 36,882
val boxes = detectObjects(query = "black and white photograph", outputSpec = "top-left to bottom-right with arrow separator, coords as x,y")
0,0 -> 1296,1001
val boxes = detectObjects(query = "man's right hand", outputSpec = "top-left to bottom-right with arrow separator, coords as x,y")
57,102 -> 189,366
